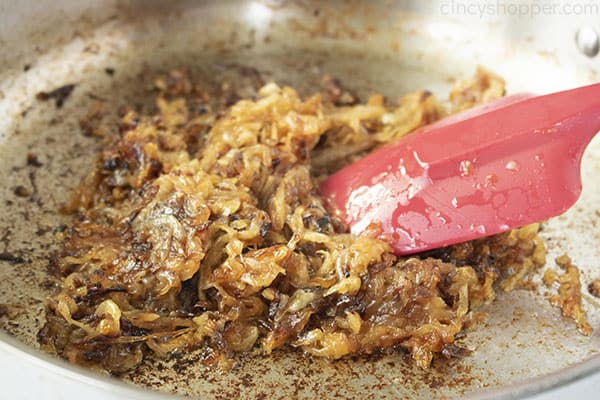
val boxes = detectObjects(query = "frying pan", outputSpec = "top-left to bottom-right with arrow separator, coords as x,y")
0,1 -> 599,399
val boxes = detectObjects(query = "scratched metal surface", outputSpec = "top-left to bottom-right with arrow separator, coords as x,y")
0,1 -> 598,399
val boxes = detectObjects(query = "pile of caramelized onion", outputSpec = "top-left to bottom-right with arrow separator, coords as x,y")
39,67 -> 548,373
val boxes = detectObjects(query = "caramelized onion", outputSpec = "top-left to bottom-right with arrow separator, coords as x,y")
39,68 -> 556,373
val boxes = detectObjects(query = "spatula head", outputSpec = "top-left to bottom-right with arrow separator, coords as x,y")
320,84 -> 600,255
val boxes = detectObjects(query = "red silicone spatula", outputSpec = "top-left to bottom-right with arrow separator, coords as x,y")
320,83 -> 600,255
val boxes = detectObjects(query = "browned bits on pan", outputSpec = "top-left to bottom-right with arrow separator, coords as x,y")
79,101 -> 107,137
154,69 -> 192,96
440,343 -> 472,359
321,74 -> 358,106
0,252 -> 27,265
26,153 -> 43,167
36,84 -> 76,108
13,185 -> 31,198
588,278 -> 600,298
0,304 -> 22,319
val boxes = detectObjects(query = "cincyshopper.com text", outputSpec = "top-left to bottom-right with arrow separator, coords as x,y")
440,1 -> 600,18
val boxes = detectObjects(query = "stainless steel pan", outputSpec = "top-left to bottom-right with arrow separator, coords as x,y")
1,1 -> 599,398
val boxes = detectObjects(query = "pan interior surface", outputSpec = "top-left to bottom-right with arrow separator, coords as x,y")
0,1 -> 599,399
